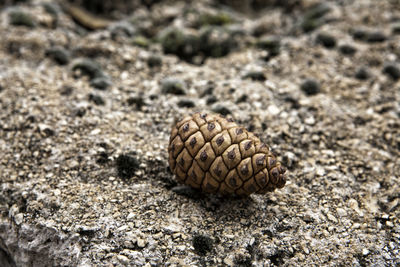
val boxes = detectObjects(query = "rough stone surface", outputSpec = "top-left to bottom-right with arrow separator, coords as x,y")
0,0 -> 399,266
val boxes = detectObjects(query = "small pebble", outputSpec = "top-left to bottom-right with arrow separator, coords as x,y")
117,255 -> 129,265
383,63 -> 400,80
267,104 -> 280,116
137,238 -> 147,248
305,116 -> 315,125
336,208 -> 347,217
300,78 -> 321,95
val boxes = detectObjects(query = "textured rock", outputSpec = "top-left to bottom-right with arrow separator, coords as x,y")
0,220 -> 80,267
0,0 -> 399,266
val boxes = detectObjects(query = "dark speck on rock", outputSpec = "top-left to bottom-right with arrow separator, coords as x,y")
236,94 -> 248,104
96,151 -> 110,165
74,107 -> 86,117
300,3 -> 331,32
339,44 -> 357,55
304,2 -> 331,20
316,32 -> 336,48
161,77 -> 186,95
200,84 -> 214,97
242,71 -> 266,81
282,151 -> 298,170
131,35 -> 150,48
366,31 -> 387,43
383,63 -> 400,80
45,47 -> 70,65
177,99 -> 195,108
211,104 -> 231,115
234,252 -> 252,266
256,36 -> 280,56
109,21 -> 136,41
127,96 -> 145,110
171,185 -> 202,199
42,127 -> 54,137
284,95 -> 301,109
199,26 -> 237,58
0,84 -> 3,92
351,28 -> 368,40
116,154 -> 140,179
353,116 -> 368,126
300,79 -> 321,96
9,9 -> 36,28
42,2 -> 60,17
60,85 -> 74,96
206,95 -> 218,105
157,27 -> 200,63
300,3 -> 331,33
355,67 -> 370,80
192,234 -> 213,255
71,58 -> 106,80
352,28 -> 387,43
147,55 -> 162,68
391,22 -> 400,35
88,94 -> 105,106
90,77 -> 112,90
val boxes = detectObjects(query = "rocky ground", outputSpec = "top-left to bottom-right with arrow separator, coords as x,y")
0,0 -> 399,266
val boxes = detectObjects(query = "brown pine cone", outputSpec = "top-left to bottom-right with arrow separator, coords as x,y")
168,112 -> 286,196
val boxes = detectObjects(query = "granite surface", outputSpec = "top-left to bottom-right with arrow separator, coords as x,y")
0,0 -> 399,266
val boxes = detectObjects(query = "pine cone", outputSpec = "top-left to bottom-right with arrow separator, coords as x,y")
168,112 -> 286,196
